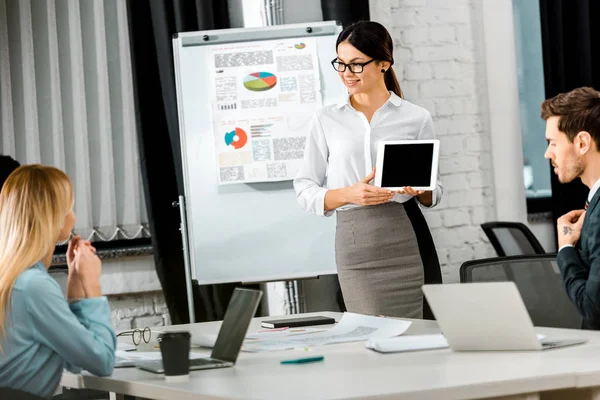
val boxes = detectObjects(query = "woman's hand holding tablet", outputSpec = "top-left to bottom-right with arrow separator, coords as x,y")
344,168 -> 394,206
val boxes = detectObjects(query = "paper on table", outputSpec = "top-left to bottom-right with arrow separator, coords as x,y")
242,313 -> 412,352
365,334 -> 449,353
114,350 -> 208,368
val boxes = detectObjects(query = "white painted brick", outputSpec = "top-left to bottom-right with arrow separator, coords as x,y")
466,137 -> 483,152
400,81 -> 419,99
394,46 -> 413,63
153,294 -> 168,315
444,209 -> 470,227
110,295 -> 155,319
436,116 -> 480,135
473,242 -> 495,259
112,317 -> 132,331
440,135 -> 465,155
479,153 -> 493,170
435,247 -> 449,265
429,26 -> 456,44
434,98 -> 465,117
442,173 -> 469,191
397,0 -> 427,7
134,316 -> 165,328
447,189 -> 485,207
463,97 -> 481,114
439,156 -> 478,174
392,64 -> 404,81
401,27 -> 429,45
470,206 -> 490,225
432,61 -> 462,80
456,25 -> 475,49
416,98 -> 435,116
448,246 -> 474,265
442,269 -> 459,283
413,46 -> 473,63
424,210 -> 443,229
432,226 -> 481,248
421,80 -> 472,98
415,8 -> 471,25
390,9 -> 418,28
467,170 -> 491,189
435,100 -> 453,117
404,63 -> 432,80
428,0 -> 472,8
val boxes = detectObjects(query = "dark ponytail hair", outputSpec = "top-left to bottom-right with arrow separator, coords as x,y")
336,21 -> 403,98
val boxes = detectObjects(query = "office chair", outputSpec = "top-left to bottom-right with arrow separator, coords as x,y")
460,254 -> 581,329
0,387 -> 46,400
481,221 -> 546,256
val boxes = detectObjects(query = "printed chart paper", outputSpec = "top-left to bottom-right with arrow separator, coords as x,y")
241,313 -> 412,352
210,38 -> 322,184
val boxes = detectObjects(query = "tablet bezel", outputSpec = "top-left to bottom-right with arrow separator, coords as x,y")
374,139 -> 440,191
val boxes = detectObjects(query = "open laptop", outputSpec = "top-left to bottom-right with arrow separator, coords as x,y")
136,288 -> 263,373
422,282 -> 586,351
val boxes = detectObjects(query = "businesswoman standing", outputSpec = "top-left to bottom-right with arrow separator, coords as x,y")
0,165 -> 115,397
294,21 -> 443,319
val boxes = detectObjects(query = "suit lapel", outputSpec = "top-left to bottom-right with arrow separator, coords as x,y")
587,187 -> 600,216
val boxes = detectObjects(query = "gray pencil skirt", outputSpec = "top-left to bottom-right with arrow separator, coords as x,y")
335,202 -> 425,319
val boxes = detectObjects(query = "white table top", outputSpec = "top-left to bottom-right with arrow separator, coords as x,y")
61,312 -> 600,400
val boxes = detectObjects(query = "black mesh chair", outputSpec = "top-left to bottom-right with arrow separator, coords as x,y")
481,221 -> 546,256
460,254 -> 582,329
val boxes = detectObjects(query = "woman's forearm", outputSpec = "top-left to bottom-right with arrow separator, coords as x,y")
417,191 -> 433,207
324,188 -> 348,211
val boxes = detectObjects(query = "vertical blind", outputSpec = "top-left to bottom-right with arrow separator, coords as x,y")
0,0 -> 149,242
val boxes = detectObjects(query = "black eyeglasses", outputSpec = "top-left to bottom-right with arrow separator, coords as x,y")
117,327 -> 151,346
331,58 -> 376,73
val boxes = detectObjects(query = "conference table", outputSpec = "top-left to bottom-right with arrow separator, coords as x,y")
61,311 -> 600,400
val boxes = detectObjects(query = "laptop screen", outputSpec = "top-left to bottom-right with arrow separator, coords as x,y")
211,288 -> 263,363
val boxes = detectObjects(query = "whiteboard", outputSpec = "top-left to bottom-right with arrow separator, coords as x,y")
173,22 -> 346,285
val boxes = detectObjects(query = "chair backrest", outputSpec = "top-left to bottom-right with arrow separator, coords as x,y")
0,387 -> 46,399
481,221 -> 546,256
460,254 -> 582,329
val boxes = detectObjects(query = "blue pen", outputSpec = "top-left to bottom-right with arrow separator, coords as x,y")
280,356 -> 324,365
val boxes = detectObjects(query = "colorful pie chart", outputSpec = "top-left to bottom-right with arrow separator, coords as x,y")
243,72 -> 277,92
224,128 -> 248,149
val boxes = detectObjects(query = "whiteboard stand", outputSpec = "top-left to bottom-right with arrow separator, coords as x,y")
172,21 -> 345,315
177,195 -> 196,323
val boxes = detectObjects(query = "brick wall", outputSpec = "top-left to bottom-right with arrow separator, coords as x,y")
371,0 -> 496,281
108,291 -> 170,331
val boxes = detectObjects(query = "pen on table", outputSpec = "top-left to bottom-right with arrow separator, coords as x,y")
280,356 -> 324,365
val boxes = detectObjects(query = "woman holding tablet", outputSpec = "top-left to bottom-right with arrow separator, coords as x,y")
294,21 -> 443,319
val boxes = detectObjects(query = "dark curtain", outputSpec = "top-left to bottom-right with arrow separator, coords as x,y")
539,0 -> 600,227
321,0 -> 369,27
127,0 -> 235,324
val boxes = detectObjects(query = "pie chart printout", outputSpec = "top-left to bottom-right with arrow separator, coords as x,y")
243,72 -> 277,92
224,127 -> 248,149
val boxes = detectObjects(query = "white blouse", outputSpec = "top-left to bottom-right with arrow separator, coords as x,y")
294,92 -> 443,217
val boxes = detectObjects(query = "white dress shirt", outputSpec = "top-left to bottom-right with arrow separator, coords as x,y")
559,178 -> 600,252
294,92 -> 443,217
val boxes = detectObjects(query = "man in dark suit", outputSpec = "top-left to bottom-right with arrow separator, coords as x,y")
542,87 -> 600,329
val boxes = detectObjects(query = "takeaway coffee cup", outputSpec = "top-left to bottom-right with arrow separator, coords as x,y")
158,331 -> 191,382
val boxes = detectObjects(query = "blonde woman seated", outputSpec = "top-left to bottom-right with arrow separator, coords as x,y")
0,165 -> 116,397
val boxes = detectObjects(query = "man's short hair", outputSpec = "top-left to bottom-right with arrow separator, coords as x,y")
541,86 -> 600,149
0,155 -> 20,191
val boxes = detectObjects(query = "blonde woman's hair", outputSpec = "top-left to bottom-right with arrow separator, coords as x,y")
0,164 -> 74,336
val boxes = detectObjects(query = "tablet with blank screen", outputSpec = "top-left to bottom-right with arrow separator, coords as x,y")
374,140 -> 440,191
